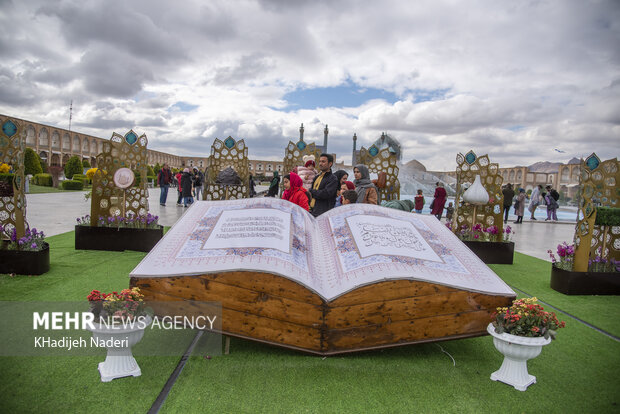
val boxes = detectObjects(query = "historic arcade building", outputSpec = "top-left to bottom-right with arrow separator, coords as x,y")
1,114 -> 581,198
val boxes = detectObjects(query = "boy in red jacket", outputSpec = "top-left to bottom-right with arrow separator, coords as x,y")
282,172 -> 309,211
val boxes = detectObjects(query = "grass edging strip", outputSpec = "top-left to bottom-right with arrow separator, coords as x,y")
510,285 -> 620,343
148,330 -> 204,414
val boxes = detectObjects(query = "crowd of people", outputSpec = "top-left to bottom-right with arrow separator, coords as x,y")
158,158 -> 563,223
156,164 -> 205,207
262,153 -> 384,217
502,183 -> 560,223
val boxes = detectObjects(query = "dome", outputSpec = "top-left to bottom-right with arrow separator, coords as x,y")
372,133 -> 402,161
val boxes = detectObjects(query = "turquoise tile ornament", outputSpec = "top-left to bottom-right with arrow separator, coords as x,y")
465,150 -> 476,165
224,137 -> 235,149
2,120 -> 17,137
585,154 -> 600,171
125,131 -> 138,145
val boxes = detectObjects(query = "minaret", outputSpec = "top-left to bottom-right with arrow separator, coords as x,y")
352,133 -> 357,165
299,123 -> 304,141
323,124 -> 329,152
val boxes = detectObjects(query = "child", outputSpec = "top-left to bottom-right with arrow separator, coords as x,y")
335,182 -> 355,207
341,190 -> 358,205
445,202 -> 454,223
414,189 -> 425,213
296,155 -> 317,190
281,172 -> 309,211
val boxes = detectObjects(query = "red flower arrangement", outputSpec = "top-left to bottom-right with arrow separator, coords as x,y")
492,297 -> 566,340
87,287 -> 150,322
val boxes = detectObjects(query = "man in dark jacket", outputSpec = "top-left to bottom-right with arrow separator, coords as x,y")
192,167 -> 204,200
180,168 -> 193,207
309,153 -> 339,217
502,183 -> 515,223
157,164 -> 173,206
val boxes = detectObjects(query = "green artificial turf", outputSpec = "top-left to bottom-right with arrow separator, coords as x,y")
1,233 -> 620,413
163,321 -> 620,413
489,253 -> 620,338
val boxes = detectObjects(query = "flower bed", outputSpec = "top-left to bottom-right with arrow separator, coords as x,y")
0,226 -> 49,275
548,242 -> 620,295
463,240 -> 515,264
75,214 -> 163,252
0,241 -> 50,275
550,265 -> 620,295
449,223 -> 515,264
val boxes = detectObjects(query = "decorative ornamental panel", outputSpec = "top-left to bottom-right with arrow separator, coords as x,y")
573,153 -> 620,271
454,151 -> 504,233
91,130 -> 150,225
282,139 -> 322,178
0,118 -> 27,239
358,144 -> 400,202
204,136 -> 249,200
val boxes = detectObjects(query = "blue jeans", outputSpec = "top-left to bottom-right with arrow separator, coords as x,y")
159,185 -> 168,204
183,196 -> 194,206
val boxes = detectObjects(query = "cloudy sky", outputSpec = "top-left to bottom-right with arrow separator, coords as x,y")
1,0 -> 619,170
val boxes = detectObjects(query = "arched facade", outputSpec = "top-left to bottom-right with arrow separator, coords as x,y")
0,113 -> 184,169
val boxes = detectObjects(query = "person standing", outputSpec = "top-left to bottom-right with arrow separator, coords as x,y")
431,182 -> 447,220
193,167 -> 204,201
309,153 -> 339,217
267,171 -> 280,197
282,172 -> 309,211
545,185 -> 559,221
445,202 -> 455,223
353,164 -> 378,205
249,174 -> 257,198
502,183 -> 515,223
514,188 -> 527,223
180,168 -> 193,207
334,170 -> 349,186
157,164 -> 173,206
414,189 -> 425,213
176,170 -> 183,206
528,184 -> 542,220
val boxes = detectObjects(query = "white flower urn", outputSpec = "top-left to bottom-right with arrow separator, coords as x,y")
87,315 -> 152,382
487,323 -> 551,391
463,175 -> 489,205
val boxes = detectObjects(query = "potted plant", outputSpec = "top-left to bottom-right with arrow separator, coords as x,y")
549,241 -> 620,295
0,225 -> 50,275
85,287 -> 153,382
448,222 -> 515,264
488,297 -> 566,391
75,213 -> 163,252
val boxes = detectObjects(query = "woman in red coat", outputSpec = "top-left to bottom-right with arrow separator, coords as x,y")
282,172 -> 309,211
430,182 -> 447,220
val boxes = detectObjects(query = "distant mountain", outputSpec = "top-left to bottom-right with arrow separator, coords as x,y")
567,157 -> 580,164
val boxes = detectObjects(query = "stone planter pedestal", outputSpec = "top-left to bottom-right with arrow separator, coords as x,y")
87,315 -> 151,382
487,323 -> 551,391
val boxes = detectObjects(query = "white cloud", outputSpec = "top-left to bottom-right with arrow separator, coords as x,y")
0,0 -> 618,171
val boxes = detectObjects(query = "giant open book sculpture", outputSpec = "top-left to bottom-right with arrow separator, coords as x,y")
130,198 -> 515,354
